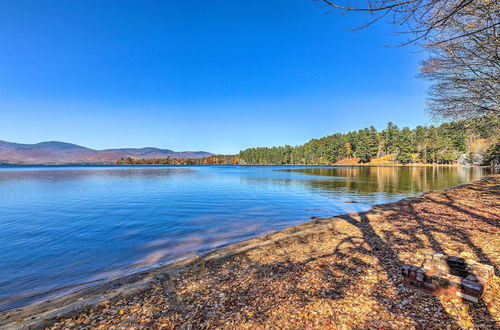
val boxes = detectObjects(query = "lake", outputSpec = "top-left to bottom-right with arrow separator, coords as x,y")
0,165 -> 492,310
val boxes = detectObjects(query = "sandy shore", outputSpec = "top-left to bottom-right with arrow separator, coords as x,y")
1,175 -> 499,329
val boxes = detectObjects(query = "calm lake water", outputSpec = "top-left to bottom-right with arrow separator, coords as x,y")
0,165 -> 491,310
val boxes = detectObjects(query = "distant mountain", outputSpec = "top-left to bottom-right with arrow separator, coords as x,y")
0,140 -> 214,164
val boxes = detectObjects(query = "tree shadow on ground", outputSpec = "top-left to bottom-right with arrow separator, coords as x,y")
404,200 -> 498,327
160,180 -> 498,328
30,178 -> 499,329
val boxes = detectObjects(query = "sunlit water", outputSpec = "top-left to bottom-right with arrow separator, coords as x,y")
0,165 -> 491,310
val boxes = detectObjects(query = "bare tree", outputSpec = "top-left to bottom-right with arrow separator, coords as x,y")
320,0 -> 500,120
419,0 -> 499,119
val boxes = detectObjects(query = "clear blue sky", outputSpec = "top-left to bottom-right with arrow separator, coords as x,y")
0,0 -> 429,154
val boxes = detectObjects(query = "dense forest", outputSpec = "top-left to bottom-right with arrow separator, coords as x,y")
117,117 -> 499,166
238,116 -> 499,166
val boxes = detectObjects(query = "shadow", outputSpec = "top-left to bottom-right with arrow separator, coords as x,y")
33,175 -> 498,328
436,193 -> 499,229
403,196 -> 498,326
336,211 -> 460,326
147,177 -> 498,328
151,209 -> 465,327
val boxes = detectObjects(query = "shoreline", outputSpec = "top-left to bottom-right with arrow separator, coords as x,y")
0,163 -> 496,167
1,175 -> 498,328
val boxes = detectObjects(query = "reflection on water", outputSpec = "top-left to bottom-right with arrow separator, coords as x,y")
282,166 -> 489,194
0,165 -> 491,310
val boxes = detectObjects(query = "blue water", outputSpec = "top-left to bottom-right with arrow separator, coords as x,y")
0,165 -> 491,310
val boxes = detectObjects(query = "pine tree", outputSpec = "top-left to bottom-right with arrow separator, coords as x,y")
396,127 -> 413,164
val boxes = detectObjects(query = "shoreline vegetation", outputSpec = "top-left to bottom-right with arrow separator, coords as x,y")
1,175 -> 498,329
115,116 -> 499,167
0,163 -> 496,169
0,162 -> 496,167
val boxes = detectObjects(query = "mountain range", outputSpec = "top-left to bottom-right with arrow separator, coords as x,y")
0,140 -> 214,164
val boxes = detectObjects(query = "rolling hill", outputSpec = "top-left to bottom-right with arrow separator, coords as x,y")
0,140 -> 214,164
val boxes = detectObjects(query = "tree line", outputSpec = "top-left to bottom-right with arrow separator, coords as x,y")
116,116 -> 498,166
238,116 -> 499,165
116,155 -> 238,165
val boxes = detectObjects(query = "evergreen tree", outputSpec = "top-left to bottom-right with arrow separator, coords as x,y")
396,127 -> 413,164
381,122 -> 400,154
238,116 -> 499,166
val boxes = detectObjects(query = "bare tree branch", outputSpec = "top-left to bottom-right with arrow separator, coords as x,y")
320,0 -> 500,120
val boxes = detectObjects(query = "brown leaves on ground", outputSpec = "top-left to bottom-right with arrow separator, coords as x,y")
48,175 -> 500,329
